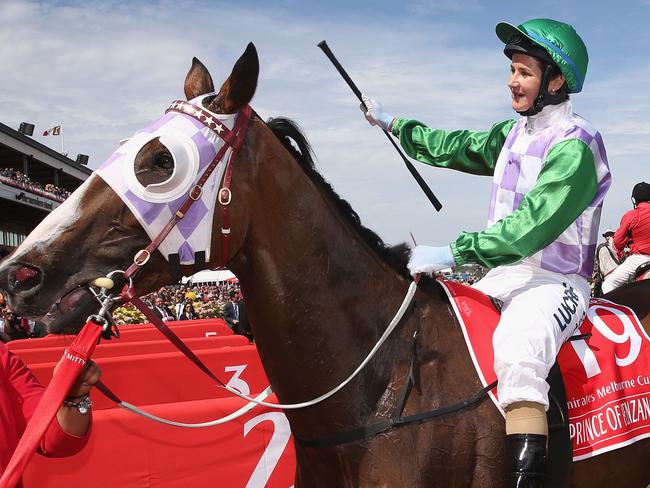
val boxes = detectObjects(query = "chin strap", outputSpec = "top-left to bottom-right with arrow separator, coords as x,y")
518,65 -> 567,117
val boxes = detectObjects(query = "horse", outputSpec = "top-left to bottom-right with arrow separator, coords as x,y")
1,43 -> 649,487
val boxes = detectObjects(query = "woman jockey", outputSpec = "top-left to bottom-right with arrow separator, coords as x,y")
362,18 -> 610,487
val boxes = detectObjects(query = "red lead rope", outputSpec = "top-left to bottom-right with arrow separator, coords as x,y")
0,320 -> 104,488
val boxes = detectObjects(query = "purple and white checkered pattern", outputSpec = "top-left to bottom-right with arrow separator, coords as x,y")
95,93 -> 237,265
488,101 -> 611,278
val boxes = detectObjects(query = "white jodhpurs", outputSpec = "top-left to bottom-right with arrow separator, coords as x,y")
601,253 -> 650,294
473,264 -> 590,410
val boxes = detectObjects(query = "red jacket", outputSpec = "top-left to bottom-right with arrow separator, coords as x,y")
0,343 -> 89,485
614,202 -> 650,258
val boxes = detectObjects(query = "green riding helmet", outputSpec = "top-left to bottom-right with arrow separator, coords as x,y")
496,18 -> 589,93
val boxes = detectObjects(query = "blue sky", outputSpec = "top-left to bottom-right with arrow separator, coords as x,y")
1,0 -> 649,246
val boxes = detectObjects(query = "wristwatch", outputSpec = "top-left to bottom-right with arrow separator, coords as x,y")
63,394 -> 93,414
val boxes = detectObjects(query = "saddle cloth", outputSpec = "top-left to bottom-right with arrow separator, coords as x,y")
437,277 -> 650,461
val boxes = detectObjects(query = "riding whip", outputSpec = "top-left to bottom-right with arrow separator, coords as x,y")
317,40 -> 443,211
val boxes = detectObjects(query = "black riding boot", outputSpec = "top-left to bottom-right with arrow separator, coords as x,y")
507,433 -> 547,488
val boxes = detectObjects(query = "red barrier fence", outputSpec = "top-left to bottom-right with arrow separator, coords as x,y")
8,319 -> 234,350
27,345 -> 270,410
10,335 -> 249,364
13,318 -> 298,487
24,396 -> 296,487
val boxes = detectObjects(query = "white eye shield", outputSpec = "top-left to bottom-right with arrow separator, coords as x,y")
95,94 -> 237,265
122,127 -> 201,203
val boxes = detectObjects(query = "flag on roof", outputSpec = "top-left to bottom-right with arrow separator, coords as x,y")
43,125 -> 61,136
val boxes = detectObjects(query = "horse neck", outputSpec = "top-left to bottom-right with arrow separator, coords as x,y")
228,128 -> 407,407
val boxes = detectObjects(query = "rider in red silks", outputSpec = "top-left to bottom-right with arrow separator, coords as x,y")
0,343 -> 101,485
602,182 -> 650,293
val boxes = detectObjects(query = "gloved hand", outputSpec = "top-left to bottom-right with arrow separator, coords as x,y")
361,94 -> 394,131
408,245 -> 455,276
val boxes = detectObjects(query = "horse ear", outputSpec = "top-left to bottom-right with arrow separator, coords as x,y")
216,43 -> 259,113
184,57 -> 215,100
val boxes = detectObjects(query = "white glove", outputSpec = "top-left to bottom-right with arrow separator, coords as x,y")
361,94 -> 394,131
408,245 -> 455,276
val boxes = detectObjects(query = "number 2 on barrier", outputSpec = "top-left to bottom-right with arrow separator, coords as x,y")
244,412 -> 292,488
570,304 -> 644,378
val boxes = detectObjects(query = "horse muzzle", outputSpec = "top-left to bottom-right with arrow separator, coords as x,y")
0,262 -> 51,318
4,264 -> 43,295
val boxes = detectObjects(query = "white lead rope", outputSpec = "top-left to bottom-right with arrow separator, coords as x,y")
116,387 -> 273,427
114,281 -> 417,426
211,281 -> 417,410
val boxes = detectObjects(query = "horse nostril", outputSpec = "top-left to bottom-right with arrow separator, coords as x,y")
10,266 -> 41,292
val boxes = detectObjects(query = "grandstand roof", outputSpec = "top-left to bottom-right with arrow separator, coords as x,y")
0,122 -> 92,181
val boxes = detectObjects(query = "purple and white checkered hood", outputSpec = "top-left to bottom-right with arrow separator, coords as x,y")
96,94 -> 236,265
488,100 -> 611,278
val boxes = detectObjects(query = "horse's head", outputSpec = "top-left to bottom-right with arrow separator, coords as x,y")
0,44 -> 259,333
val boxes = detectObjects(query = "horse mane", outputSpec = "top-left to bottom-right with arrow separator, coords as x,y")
265,116 -> 410,278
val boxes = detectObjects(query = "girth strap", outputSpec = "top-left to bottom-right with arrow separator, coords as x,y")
295,380 -> 498,448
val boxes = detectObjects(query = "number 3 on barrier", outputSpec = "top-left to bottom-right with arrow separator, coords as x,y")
570,304 -> 644,378
244,412 -> 292,488
225,364 -> 251,395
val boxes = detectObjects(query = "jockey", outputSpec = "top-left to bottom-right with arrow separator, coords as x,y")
592,229 -> 620,296
602,182 -> 650,293
362,18 -> 610,487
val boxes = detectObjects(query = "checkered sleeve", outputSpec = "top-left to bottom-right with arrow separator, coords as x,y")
450,138 -> 598,268
391,118 -> 516,176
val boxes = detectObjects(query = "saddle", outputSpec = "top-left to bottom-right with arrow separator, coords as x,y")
437,277 -> 650,487
634,261 -> 650,280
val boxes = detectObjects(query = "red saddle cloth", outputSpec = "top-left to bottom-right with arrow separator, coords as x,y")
437,277 -> 650,461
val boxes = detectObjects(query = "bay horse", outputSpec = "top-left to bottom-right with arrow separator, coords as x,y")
1,43 -> 649,487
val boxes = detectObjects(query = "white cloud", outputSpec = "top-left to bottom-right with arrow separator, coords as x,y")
1,0 -> 649,248
405,0 -> 483,14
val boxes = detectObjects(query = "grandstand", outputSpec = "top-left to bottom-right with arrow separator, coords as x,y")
0,122 -> 91,257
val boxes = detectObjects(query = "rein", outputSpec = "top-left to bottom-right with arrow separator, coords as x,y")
116,281 -> 419,410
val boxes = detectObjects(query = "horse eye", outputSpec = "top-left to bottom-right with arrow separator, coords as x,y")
154,153 -> 174,171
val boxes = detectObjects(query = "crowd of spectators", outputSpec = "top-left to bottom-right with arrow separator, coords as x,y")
0,292 -> 46,343
442,265 -> 486,285
0,168 -> 71,203
113,281 -> 241,325
0,282 -> 241,343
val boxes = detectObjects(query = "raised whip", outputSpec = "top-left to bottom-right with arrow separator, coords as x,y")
317,40 -> 442,211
